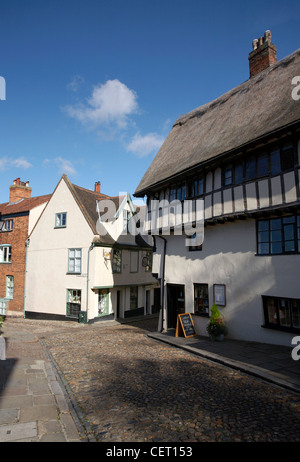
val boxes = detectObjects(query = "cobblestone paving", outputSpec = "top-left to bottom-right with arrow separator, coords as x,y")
6,317 -> 300,442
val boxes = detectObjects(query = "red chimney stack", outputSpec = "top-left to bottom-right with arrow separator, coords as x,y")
94,181 -> 101,193
248,30 -> 277,78
9,178 -> 32,203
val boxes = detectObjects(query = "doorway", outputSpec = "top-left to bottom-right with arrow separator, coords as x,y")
166,284 -> 185,328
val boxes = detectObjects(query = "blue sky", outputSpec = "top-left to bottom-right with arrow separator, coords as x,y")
0,0 -> 299,205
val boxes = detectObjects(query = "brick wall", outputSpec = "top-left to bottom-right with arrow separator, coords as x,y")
0,214 -> 29,315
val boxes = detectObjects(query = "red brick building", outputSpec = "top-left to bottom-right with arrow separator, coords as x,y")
0,179 -> 51,316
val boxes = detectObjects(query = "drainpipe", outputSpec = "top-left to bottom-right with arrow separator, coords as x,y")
23,238 -> 30,318
86,242 -> 95,322
155,235 -> 167,333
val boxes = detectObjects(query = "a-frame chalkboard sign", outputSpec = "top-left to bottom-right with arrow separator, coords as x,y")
176,313 -> 196,338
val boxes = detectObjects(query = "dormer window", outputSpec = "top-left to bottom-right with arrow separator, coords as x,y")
55,212 -> 67,228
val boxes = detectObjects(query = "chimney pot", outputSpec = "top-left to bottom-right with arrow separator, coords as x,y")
9,178 -> 32,203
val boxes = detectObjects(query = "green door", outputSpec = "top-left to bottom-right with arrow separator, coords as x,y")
98,289 -> 109,317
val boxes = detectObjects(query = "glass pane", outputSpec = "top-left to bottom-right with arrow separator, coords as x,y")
284,224 -> 295,241
258,231 -> 269,243
270,219 -> 282,230
257,152 -> 269,176
245,156 -> 256,180
258,220 -> 269,231
283,216 -> 295,224
266,298 -> 277,324
198,178 -> 204,195
270,149 -> 281,175
292,301 -> 300,328
258,243 -> 269,254
234,162 -> 243,184
270,230 -> 282,242
224,166 -> 232,185
281,145 -> 294,171
284,240 -> 295,252
271,242 -> 282,254
279,299 -> 291,327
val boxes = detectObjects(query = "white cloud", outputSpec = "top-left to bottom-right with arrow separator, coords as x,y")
0,156 -> 32,171
64,79 -> 138,130
54,157 -> 77,176
126,132 -> 164,157
67,75 -> 85,92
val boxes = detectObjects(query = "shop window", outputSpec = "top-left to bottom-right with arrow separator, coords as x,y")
263,296 -> 300,332
130,286 -> 138,310
194,284 -> 209,316
66,289 -> 81,318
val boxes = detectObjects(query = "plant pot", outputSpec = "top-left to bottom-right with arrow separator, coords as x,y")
216,334 -> 224,341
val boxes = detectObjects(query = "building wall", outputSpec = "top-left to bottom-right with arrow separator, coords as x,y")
25,179 -> 93,319
0,214 -> 29,315
160,219 -> 300,346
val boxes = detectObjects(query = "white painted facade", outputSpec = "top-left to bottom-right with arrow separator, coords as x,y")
25,176 -> 157,322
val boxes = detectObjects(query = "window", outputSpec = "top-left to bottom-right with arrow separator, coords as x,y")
263,296 -> 300,332
0,245 -> 11,263
130,250 -> 139,273
66,289 -> 81,318
143,250 -> 152,272
130,286 -> 138,310
224,165 -> 233,186
112,249 -> 122,273
194,284 -> 209,316
0,219 -> 13,232
68,249 -> 81,273
123,210 -> 130,233
6,276 -> 13,299
55,212 -> 67,228
191,175 -> 204,197
257,215 -> 300,255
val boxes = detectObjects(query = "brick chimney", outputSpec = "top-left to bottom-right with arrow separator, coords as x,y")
248,30 -> 277,78
94,181 -> 101,193
9,178 -> 32,203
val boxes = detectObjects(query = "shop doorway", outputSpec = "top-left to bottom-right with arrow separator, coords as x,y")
166,284 -> 185,328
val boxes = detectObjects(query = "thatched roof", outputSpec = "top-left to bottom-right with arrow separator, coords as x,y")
135,48 -> 300,196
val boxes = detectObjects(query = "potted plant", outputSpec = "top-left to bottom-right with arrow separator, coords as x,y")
206,304 -> 227,341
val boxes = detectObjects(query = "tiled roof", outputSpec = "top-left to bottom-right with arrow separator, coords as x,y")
0,194 -> 51,216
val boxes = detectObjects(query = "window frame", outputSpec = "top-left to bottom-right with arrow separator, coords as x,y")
194,283 -> 209,317
67,248 -> 82,274
112,249 -> 122,274
6,275 -> 14,299
55,212 -> 67,228
0,244 -> 12,263
257,215 -> 300,256
262,295 -> 300,333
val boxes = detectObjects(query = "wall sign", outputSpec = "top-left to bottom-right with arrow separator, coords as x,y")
213,284 -> 226,306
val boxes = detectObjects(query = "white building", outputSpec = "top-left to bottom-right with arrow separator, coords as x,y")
25,175 -> 158,322
134,31 -> 300,346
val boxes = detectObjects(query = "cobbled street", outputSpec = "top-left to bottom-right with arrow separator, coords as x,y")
5,317 -> 300,443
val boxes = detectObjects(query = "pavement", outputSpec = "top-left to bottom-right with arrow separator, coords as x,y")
0,323 -> 91,442
0,317 -> 300,442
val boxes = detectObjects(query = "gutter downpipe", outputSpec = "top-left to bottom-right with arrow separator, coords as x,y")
86,242 -> 95,323
23,238 -> 30,318
155,235 -> 167,333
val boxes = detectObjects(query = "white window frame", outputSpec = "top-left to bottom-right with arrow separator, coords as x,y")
0,244 -> 12,263
55,212 -> 67,228
6,275 -> 14,299
68,248 -> 82,274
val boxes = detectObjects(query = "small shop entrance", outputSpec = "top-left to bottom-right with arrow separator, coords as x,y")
98,289 -> 109,317
167,284 -> 185,328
